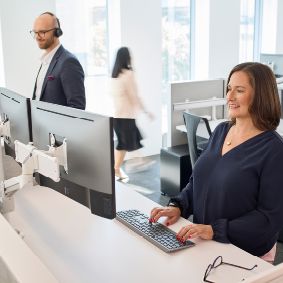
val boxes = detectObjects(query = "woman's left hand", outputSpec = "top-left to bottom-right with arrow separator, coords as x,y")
176,224 -> 214,242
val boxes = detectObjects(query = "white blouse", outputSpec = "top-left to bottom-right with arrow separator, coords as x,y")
110,69 -> 145,119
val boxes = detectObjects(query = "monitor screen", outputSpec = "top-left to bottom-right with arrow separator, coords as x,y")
0,88 -> 32,158
30,100 -> 115,220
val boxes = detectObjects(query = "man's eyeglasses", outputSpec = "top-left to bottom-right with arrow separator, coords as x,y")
203,256 -> 257,283
30,28 -> 57,38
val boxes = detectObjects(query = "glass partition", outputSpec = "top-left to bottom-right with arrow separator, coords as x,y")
239,0 -> 255,63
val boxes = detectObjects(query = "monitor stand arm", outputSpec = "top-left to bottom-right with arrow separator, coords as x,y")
35,134 -> 68,174
48,133 -> 68,174
0,118 -> 11,139
0,141 -> 60,214
0,153 -> 38,214
0,177 -> 20,214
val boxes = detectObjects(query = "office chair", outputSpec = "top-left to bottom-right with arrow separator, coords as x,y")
183,111 -> 212,168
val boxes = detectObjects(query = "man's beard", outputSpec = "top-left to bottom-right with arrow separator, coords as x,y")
38,35 -> 55,50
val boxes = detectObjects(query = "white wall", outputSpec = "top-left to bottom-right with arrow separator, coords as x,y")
208,0 -> 240,78
118,0 -> 163,157
0,0 -> 56,97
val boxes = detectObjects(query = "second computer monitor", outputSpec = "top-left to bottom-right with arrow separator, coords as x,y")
30,100 -> 115,220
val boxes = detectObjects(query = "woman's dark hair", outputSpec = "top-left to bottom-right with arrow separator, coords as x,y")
112,47 -> 131,78
226,62 -> 281,131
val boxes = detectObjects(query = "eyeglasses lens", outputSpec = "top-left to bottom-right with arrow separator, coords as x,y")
204,264 -> 212,279
213,256 -> 222,268
30,31 -> 45,38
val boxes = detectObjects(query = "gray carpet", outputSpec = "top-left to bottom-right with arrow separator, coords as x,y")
120,154 -> 283,266
120,155 -> 170,206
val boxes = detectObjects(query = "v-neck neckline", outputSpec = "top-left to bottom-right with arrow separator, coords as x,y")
220,124 -> 268,157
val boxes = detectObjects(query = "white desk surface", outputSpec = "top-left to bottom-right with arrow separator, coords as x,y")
0,213 -> 59,283
2,182 -> 272,283
177,119 -> 283,139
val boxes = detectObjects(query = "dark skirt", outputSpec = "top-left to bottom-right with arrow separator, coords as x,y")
114,118 -> 143,152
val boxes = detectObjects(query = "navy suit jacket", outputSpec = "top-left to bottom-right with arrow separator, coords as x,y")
33,45 -> 86,110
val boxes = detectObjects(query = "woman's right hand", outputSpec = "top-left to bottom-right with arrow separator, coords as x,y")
149,206 -> 181,226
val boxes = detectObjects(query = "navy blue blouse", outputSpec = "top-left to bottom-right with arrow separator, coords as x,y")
170,122 -> 283,257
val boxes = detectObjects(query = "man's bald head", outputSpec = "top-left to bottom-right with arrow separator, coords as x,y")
34,13 -> 59,30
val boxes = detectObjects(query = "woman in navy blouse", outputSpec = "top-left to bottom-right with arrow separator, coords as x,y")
150,62 -> 283,263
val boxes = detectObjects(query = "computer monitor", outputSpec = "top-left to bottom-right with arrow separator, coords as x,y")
0,88 -> 32,158
30,100 -> 115,220
260,53 -> 283,77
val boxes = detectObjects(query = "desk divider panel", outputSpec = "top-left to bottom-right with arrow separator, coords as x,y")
167,79 -> 227,147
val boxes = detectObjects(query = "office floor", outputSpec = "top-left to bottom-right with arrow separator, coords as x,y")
120,154 -> 283,266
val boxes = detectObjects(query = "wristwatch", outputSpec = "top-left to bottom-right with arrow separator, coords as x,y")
168,201 -> 183,212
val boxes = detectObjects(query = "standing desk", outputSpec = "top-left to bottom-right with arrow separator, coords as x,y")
3,182 -> 272,283
0,213 -> 59,283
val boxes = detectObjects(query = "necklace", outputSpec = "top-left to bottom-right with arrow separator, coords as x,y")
226,127 -> 257,146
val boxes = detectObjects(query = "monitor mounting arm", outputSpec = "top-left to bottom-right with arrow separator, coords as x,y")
0,141 -> 60,214
33,133 -> 68,174
0,117 -> 11,140
48,133 -> 68,174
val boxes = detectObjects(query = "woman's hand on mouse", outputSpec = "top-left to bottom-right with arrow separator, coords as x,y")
149,206 -> 181,226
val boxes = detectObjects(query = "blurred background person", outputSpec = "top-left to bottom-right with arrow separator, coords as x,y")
110,47 -> 153,180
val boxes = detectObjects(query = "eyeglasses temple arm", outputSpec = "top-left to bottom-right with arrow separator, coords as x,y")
222,262 -> 258,271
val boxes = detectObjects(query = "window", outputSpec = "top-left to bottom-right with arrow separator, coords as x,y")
56,0 -> 110,114
162,0 -> 191,133
0,16 -> 5,87
261,0 -> 278,54
239,0 -> 255,63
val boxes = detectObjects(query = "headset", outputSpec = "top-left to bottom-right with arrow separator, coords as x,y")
41,12 -> 63,37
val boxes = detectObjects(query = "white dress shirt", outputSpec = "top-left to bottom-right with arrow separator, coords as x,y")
35,44 -> 61,101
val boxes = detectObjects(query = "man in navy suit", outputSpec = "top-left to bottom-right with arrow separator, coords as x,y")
31,12 -> 85,110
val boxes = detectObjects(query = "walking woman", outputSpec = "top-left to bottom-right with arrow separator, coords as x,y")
110,47 -> 153,179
